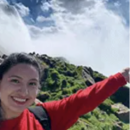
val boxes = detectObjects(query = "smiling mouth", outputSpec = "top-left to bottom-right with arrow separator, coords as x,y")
11,96 -> 29,105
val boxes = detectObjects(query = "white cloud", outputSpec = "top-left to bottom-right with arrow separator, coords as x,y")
0,3 -> 35,54
15,3 -> 30,17
36,16 -> 52,22
0,0 -> 129,76
0,0 -> 8,4
41,2 -> 51,12
33,0 -> 129,76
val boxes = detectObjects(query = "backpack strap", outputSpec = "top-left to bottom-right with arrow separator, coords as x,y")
28,106 -> 51,130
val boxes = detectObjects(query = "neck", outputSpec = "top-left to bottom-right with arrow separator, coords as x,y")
4,112 -> 21,120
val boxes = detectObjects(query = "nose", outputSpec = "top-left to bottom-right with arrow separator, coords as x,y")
18,85 -> 29,97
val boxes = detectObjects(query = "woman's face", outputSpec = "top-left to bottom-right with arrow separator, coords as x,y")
0,64 -> 40,115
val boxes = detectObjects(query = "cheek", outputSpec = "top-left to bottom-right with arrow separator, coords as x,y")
0,84 -> 11,102
29,88 -> 39,98
0,83 -> 11,94
2,83 -> 18,92
0,82 -> 21,98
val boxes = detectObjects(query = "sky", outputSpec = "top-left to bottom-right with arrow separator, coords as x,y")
0,0 -> 129,76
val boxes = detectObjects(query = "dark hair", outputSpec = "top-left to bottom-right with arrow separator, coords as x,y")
0,52 -> 42,121
0,52 -> 42,80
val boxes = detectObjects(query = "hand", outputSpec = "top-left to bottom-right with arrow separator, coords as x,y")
120,68 -> 130,83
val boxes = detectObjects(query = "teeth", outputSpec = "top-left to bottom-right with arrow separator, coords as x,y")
12,97 -> 26,102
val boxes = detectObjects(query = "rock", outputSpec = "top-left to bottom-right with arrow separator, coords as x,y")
114,123 -> 122,130
118,111 -> 129,123
112,103 -> 130,122
39,55 -> 56,68
112,86 -> 129,107
29,52 -> 35,56
115,121 -> 123,127
82,67 -> 95,86
92,70 -> 106,82
2,54 -> 7,59
113,121 -> 123,130
85,80 -> 93,86
94,77 -> 104,82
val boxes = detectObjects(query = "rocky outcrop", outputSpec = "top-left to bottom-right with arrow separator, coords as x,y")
112,86 -> 129,108
37,54 -> 56,68
82,67 -> 95,86
112,103 -> 130,123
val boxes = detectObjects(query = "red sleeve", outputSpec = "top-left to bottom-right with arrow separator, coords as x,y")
39,73 -> 127,130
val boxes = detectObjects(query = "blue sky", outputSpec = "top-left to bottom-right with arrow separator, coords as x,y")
7,0 -> 129,27
0,0 -> 129,76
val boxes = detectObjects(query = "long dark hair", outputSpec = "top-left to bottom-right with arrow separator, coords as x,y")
0,52 -> 42,121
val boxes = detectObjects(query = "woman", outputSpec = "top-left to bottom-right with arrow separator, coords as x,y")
0,52 -> 129,130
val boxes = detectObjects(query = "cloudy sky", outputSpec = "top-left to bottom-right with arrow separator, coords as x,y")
0,0 -> 129,76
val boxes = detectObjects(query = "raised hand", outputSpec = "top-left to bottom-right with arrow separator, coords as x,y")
120,68 -> 130,83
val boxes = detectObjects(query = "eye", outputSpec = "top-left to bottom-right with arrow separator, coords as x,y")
10,79 -> 20,84
29,82 -> 37,86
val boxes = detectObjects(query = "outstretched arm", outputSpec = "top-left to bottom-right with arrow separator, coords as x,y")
38,68 -> 129,130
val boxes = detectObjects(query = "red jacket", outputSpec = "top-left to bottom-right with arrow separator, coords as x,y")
0,73 -> 127,130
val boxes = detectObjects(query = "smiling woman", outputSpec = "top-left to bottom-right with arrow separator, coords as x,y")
0,53 -> 42,120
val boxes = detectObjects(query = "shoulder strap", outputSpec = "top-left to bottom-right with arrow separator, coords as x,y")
28,106 -> 51,130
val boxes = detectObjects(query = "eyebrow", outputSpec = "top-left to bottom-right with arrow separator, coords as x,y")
9,75 -> 39,81
9,75 -> 22,79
